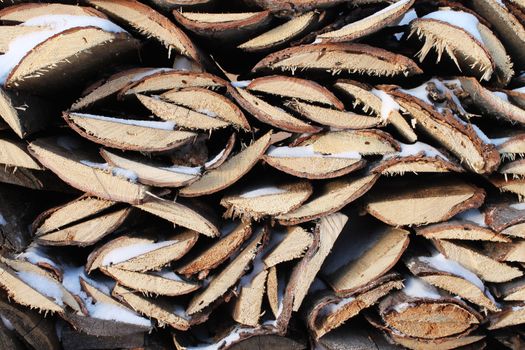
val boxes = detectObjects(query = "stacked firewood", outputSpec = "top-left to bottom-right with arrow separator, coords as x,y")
1,0 -> 525,349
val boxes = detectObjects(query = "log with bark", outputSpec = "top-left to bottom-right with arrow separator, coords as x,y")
1,0 -> 525,349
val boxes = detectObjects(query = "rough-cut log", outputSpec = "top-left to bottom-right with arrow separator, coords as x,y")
160,87 -> 250,130
405,254 -> 500,311
482,240 -> 525,262
304,129 -> 400,155
314,324 -> 403,350
263,226 -> 313,268
434,239 -> 523,282
316,0 -> 414,43
489,305 -> 525,329
220,181 -> 313,220
60,329 -> 144,350
489,175 -> 525,200
86,0 -> 202,64
334,80 -> 417,142
232,269 -> 268,326
365,177 -> 485,226
387,333 -> 485,350
179,131 -> 272,197
322,223 -> 409,294
172,10 -> 272,42
484,201 -> 525,237
0,3 -> 106,20
135,197 -> 219,237
239,12 -> 320,52
253,43 -> 423,77
276,173 -> 378,225
495,277 -> 525,301
28,137 -> 149,204
87,230 -> 198,273
306,274 -> 404,339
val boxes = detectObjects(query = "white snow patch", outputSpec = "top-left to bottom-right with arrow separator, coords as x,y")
0,315 -> 14,331
389,142 -> 446,159
16,271 -> 64,306
80,160 -> 138,182
371,89 -> 400,122
239,186 -> 287,198
493,91 -> 510,102
456,209 -> 487,227
231,80 -> 251,88
267,145 -> 361,159
510,203 -> 525,210
419,254 -> 484,290
318,296 -> 355,319
0,214 -> 6,226
205,148 -> 226,168
196,109 -> 218,118
0,15 -> 125,83
173,56 -> 195,71
422,10 -> 483,43
513,86 -> 525,94
152,270 -> 185,282
161,164 -> 202,175
403,277 -> 441,299
101,241 -> 178,266
471,124 -> 492,144
132,68 -> 172,82
491,137 -> 510,146
71,113 -> 177,130
393,302 -> 411,313
18,246 -> 57,268
399,84 -> 432,105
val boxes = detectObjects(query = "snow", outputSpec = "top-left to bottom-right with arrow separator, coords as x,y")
389,142 -> 446,159
87,302 -> 151,326
152,270 -> 185,282
161,164 -> 202,175
16,271 -> 64,306
132,68 -> 172,82
512,305 -> 525,311
493,91 -> 510,102
399,84 -> 432,105
231,80 -> 251,88
393,302 -> 411,313
456,209 -> 487,227
18,246 -> 57,268
267,145 -> 361,159
371,89 -> 400,122
419,254 -> 484,290
0,15 -> 126,84
397,8 -> 417,26
80,160 -> 138,182
72,113 -> 177,130
491,137 -> 510,146
101,241 -> 178,266
510,203 -> 525,210
0,214 -> 6,226
471,124 -> 492,144
239,186 -> 287,198
197,109 -> 218,118
173,56 -> 195,71
422,10 -> 483,44
205,148 -> 226,168
0,315 -> 14,331
318,296 -> 355,319
188,326 -> 255,350
513,86 -> 525,94
403,277 -> 441,299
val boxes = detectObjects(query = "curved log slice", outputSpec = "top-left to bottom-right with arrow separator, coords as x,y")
489,304 -> 525,329
86,0 -> 202,64
322,222 -> 409,294
264,144 -> 365,179
64,112 -> 197,152
406,253 -> 500,311
316,0 -> 414,43
28,137 -> 149,204
494,277 -> 525,301
434,239 -> 523,282
239,12 -> 320,52
253,43 -> 422,77
410,10 -> 513,82
87,230 -> 198,273
220,181 -> 313,220
378,278 -> 483,339
416,209 -> 511,242
482,240 -> 525,262
0,136 -> 41,170
489,175 -> 525,200
485,201 -> 525,237
389,84 -> 500,174
160,87 -> 250,130
135,197 -> 220,237
372,141 -> 464,175
179,131 -> 272,197
365,177 -> 485,227
0,3 -> 107,21
334,80 -> 417,142
277,173 -> 377,225
305,274 -> 404,339
173,10 -> 272,42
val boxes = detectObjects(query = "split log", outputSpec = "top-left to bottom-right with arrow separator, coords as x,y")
494,277 -> 525,301
303,129 -> 400,155
489,304 -> 525,329
484,201 -> 525,238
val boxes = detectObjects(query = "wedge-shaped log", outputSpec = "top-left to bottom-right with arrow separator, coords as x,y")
322,222 -> 409,294
101,149 -> 200,187
365,177 -> 485,226
64,112 -> 196,152
485,202 -> 525,238
0,3 -> 107,21
406,254 -> 500,311
87,230 -> 198,272
135,197 -> 219,237
264,144 -> 365,179
161,87 -> 250,130
483,240 -> 525,262
277,173 -> 378,225
179,131 -> 272,197
177,222 -> 252,278
334,80 -> 417,142
221,182 -> 313,220
495,277 -> 525,301
173,10 -> 272,42
434,239 -> 523,282
305,129 -> 400,155
86,0 -> 202,64
28,137 -> 149,204
253,43 -> 422,77
186,227 -> 266,314
316,0 -> 414,43
390,85 -> 500,174
306,274 -> 403,339
239,12 -> 320,52
263,226 -> 313,268
489,305 -> 525,329
232,269 -> 268,326
247,75 -> 344,110
490,175 -> 525,201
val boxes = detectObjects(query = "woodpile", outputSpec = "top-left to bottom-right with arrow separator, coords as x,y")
2,0 -> 525,349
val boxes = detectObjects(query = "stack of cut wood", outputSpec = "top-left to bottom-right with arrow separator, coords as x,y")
2,0 -> 525,349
